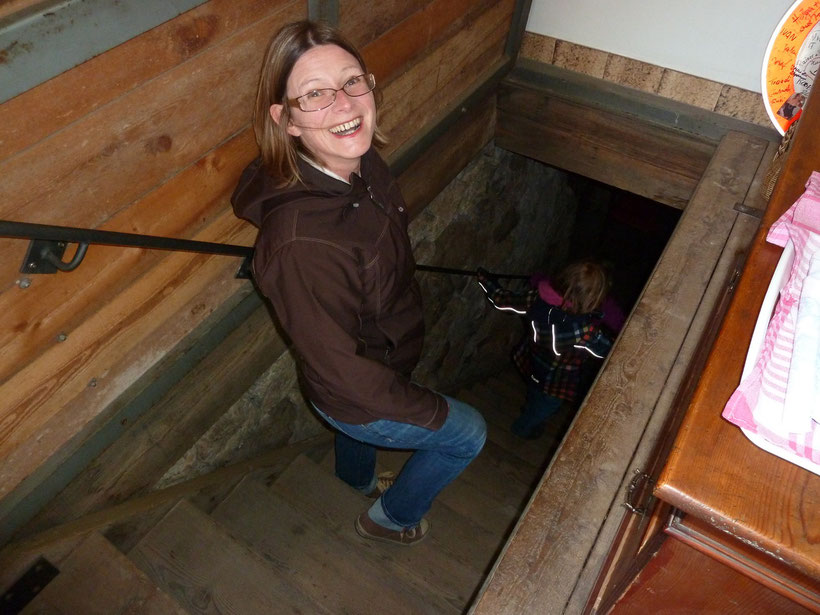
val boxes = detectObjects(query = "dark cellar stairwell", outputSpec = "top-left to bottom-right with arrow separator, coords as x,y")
0,175 -> 681,615
565,174 -> 682,322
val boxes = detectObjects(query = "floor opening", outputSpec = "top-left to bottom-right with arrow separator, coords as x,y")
565,174 -> 682,322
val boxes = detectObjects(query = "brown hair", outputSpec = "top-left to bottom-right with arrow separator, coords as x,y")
252,20 -> 386,185
553,260 -> 611,315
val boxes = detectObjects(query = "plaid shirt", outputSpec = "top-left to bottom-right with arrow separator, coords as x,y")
479,277 -> 612,402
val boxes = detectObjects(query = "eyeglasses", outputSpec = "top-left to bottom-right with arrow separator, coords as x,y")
288,73 -> 376,112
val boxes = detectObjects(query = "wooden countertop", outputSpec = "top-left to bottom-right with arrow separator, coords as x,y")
655,87 -> 820,580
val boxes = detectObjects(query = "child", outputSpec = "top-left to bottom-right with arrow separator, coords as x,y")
477,261 -> 614,439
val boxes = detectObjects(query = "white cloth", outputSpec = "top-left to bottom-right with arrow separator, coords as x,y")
784,250 -> 820,429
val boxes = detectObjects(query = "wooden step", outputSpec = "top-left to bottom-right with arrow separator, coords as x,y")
373,448 -> 523,537
20,532 -> 185,614
466,381 -> 576,442
458,388 -> 559,468
319,451 -> 508,570
468,382 -> 522,416
485,371 -> 527,406
129,499 -> 324,614
211,475 -> 457,614
271,454 -> 490,610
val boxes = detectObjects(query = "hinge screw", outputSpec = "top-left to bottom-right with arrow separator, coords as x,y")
18,278 -> 31,289
56,333 -> 68,342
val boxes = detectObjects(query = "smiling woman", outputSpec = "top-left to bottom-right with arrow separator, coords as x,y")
274,44 -> 377,178
230,20 -> 487,547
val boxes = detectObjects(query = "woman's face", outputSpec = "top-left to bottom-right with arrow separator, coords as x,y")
274,44 -> 376,179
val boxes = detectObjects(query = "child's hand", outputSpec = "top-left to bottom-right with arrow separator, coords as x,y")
476,267 -> 495,284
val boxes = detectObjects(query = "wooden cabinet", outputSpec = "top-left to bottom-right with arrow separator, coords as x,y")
590,70 -> 820,615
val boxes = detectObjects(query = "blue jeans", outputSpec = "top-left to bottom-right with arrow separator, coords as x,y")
312,394 -> 486,529
511,383 -> 562,438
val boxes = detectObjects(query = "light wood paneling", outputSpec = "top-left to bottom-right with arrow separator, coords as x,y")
358,0 -> 498,86
0,0 -> 47,20
0,6 -> 297,232
0,130 -> 257,382
0,0 -> 304,504
21,303 -> 286,535
341,0 -> 430,48
0,0 -> 284,161
379,0 -> 515,157
0,0 -> 518,537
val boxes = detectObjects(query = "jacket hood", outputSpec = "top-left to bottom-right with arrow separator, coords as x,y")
231,153 -> 375,228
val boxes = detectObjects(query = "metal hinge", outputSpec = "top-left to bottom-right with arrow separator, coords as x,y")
733,202 -> 764,218
622,468 -> 656,516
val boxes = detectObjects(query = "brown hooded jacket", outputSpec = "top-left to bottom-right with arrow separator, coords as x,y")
231,148 -> 447,429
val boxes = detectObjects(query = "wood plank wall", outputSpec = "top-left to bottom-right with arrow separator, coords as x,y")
0,0 -> 45,20
0,0 -> 516,521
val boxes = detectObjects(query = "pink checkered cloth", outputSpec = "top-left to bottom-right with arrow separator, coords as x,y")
722,171 -> 820,470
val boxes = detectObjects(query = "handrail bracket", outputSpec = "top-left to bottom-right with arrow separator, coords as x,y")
20,239 -> 89,274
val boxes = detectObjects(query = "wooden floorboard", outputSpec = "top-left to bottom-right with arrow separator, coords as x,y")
129,500 -> 325,614
21,532 -> 185,615
212,476 -> 457,614
271,454 -> 483,611
458,387 -> 562,468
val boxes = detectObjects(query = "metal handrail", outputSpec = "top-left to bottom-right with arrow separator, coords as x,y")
1,219 -> 254,278
0,219 -> 529,280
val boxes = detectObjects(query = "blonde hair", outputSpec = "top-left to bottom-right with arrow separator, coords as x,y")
252,20 -> 386,186
553,261 -> 611,315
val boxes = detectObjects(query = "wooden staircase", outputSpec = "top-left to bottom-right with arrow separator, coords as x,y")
1,368 -> 574,614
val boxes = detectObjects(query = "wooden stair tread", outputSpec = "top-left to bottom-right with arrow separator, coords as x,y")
316,447 -> 512,559
458,388 -> 561,468
374,449 -> 523,537
21,532 -> 185,615
484,371 -> 527,405
212,475 -> 460,614
271,454 -> 488,608
467,381 -> 522,414
128,499 -> 324,614
466,380 -> 577,439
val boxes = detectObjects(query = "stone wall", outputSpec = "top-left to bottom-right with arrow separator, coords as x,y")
157,144 -> 576,487
411,145 -> 576,391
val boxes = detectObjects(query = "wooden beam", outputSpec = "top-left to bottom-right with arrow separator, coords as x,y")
496,77 -> 718,209
505,0 -> 532,59
510,59 -> 780,144
308,0 -> 338,25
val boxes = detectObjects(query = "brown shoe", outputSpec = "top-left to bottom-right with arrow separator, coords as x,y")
355,512 -> 430,546
365,471 -> 396,498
